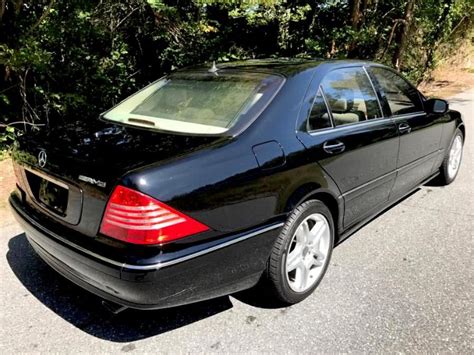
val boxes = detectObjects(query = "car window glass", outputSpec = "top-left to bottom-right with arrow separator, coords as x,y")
308,88 -> 332,131
371,67 -> 423,116
321,67 -> 381,127
103,72 -> 283,135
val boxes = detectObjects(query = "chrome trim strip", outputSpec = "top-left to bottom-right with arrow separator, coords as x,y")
23,165 -> 69,189
340,150 -> 439,199
392,112 -> 426,120
123,222 -> 285,271
396,150 -> 439,173
319,85 -> 335,128
307,112 -> 426,138
11,197 -> 284,272
308,116 -> 392,137
341,170 -> 395,198
306,85 -> 335,133
363,66 -> 384,118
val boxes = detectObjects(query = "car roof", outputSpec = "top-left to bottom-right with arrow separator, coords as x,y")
180,58 -> 381,77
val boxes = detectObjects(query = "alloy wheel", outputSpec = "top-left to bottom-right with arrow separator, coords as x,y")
447,135 -> 463,179
285,213 -> 331,293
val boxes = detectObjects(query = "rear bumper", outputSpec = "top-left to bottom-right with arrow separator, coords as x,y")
9,194 -> 282,309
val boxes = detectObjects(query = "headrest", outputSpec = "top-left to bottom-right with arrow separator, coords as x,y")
331,98 -> 348,113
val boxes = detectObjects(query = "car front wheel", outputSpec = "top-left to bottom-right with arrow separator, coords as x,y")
439,128 -> 464,185
264,199 -> 334,304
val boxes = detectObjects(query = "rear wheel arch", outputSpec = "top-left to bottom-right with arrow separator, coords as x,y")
284,185 -> 342,240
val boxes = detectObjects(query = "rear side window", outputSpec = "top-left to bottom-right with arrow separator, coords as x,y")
370,67 -> 423,116
321,67 -> 381,127
103,71 -> 283,135
307,88 -> 332,131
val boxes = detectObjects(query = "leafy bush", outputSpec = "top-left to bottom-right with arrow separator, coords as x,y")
0,126 -> 15,160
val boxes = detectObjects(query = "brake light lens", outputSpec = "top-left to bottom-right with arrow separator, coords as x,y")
99,185 -> 209,244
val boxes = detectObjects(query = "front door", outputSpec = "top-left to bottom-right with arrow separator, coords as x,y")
368,67 -> 443,197
297,66 -> 399,228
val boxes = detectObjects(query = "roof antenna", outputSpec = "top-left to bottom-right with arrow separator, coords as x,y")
208,61 -> 219,74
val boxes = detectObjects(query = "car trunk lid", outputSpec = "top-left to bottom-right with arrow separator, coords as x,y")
12,119 -> 224,237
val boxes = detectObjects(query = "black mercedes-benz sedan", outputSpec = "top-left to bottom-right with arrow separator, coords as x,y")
9,59 -> 465,310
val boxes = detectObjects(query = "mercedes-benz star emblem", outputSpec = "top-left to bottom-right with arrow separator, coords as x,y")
38,150 -> 47,168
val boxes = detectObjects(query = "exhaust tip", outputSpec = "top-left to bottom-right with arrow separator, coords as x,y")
101,299 -> 128,315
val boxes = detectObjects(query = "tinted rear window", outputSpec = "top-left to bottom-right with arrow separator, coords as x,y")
104,71 -> 283,134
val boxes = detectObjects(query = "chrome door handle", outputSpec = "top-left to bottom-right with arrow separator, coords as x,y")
398,123 -> 411,134
323,140 -> 345,154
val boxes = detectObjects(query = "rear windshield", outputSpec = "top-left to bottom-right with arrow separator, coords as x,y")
103,71 -> 284,134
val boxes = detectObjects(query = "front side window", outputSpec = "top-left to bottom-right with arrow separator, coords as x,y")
103,71 -> 283,135
307,88 -> 332,131
320,67 -> 381,127
370,67 -> 423,116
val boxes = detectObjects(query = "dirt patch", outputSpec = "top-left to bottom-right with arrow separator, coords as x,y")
0,158 -> 15,210
0,158 -> 16,226
418,41 -> 474,98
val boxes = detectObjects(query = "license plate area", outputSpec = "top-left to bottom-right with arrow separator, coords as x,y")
26,171 -> 69,215
17,165 -> 83,225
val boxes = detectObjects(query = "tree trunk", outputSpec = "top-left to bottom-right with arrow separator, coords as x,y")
392,0 -> 416,70
347,0 -> 362,57
350,0 -> 362,29
0,0 -> 5,21
423,0 -> 453,74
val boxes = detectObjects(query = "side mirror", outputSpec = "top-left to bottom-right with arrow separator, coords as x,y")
425,98 -> 449,114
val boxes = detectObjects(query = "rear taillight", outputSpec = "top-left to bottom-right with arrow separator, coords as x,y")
99,185 -> 209,244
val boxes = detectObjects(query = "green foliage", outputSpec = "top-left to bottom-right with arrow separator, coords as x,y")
0,0 -> 472,150
0,126 -> 15,160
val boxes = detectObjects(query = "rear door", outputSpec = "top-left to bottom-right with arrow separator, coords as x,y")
297,66 -> 399,228
368,66 -> 443,197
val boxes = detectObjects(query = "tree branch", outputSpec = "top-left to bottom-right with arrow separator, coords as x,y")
0,121 -> 45,128
379,19 -> 404,60
446,15 -> 468,39
27,0 -> 55,35
113,6 -> 140,32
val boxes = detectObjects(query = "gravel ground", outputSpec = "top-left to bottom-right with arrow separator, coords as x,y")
0,90 -> 472,354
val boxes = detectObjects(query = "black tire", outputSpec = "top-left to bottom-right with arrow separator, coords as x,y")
264,199 -> 334,305
438,128 -> 464,185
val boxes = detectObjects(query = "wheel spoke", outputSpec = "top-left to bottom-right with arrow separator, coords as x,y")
312,248 -> 325,262
309,221 -> 326,247
286,248 -> 302,272
296,221 -> 309,244
295,263 -> 309,291
311,253 -> 324,267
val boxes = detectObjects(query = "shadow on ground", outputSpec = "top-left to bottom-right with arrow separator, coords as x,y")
6,233 -> 236,342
